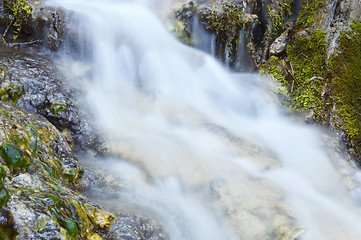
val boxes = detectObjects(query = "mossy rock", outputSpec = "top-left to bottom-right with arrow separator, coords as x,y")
0,101 -> 114,239
328,22 -> 361,162
0,46 -> 108,155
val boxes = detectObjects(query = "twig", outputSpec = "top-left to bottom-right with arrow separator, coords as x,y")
7,40 -> 43,48
2,18 -> 15,43
2,120 -> 9,141
285,63 -> 300,85
290,62 -> 295,76
306,76 -> 324,84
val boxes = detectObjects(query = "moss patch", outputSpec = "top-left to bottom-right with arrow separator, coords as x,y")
0,82 -> 23,104
287,29 -> 328,113
263,29 -> 329,120
267,0 -> 293,33
295,0 -> 325,31
329,22 -> 361,159
198,0 -> 246,59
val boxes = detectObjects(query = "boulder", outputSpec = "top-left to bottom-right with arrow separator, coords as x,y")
0,46 -> 106,155
0,101 -> 168,239
0,101 -> 105,239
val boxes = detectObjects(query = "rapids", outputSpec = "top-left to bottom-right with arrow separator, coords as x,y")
47,0 -> 361,239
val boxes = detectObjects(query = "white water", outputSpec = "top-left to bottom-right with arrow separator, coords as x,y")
48,0 -> 361,239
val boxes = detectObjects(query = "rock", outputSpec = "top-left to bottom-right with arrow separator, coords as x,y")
30,0 -> 67,51
175,0 -> 197,38
0,101 -> 167,239
0,46 -> 107,155
0,101 -> 97,239
318,0 -> 361,58
269,29 -> 290,56
196,0 -> 257,66
0,0 -> 69,51
97,214 -> 168,240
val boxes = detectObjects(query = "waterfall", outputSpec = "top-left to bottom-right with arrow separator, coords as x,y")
47,0 -> 361,239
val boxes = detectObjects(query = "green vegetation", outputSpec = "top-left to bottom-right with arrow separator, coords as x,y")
0,107 -> 112,239
295,1 -> 325,31
43,189 -> 114,239
0,143 -> 31,171
0,183 -> 9,207
263,29 -> 328,120
0,82 -> 23,104
2,0 -> 32,40
267,0 -> 293,32
0,166 -> 6,183
329,22 -> 361,157
262,0 -> 361,161
198,0 -> 245,54
0,66 -> 7,80
50,101 -> 67,117
287,29 -> 327,113
0,124 -> 39,171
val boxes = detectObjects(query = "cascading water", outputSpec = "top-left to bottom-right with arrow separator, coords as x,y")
47,0 -> 361,239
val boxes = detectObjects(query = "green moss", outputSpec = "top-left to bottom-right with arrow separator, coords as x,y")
0,82 -> 23,104
45,193 -> 60,206
0,67 -> 7,80
0,227 -> 13,240
262,29 -> 328,119
295,0 -> 325,31
50,101 -> 67,117
43,190 -> 112,239
329,22 -> 361,157
267,0 -> 293,33
198,1 -> 244,54
261,56 -> 290,105
28,124 -> 38,156
287,29 -> 328,113
0,110 -> 10,116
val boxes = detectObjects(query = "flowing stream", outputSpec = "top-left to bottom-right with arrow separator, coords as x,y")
47,0 -> 361,239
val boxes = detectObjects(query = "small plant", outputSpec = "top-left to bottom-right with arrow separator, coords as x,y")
2,0 -> 32,40
50,101 -> 67,117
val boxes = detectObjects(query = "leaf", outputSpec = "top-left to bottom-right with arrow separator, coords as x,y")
0,143 -> 30,171
62,219 -> 78,237
0,184 -> 9,207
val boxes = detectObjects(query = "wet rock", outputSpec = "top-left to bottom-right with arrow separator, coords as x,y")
30,1 -> 67,51
97,214 -> 168,240
0,46 -> 106,155
0,0 -> 69,51
0,101 -> 111,239
318,0 -> 361,58
175,0 -> 197,38
0,101 -> 165,239
197,0 -> 257,66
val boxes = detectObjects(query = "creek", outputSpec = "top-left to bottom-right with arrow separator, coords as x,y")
47,0 -> 361,239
